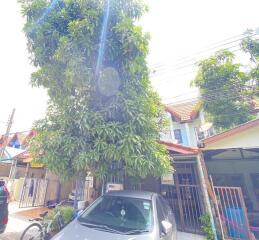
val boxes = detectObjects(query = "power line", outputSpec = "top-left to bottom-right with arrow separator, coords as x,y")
160,81 -> 257,105
150,35 -> 259,87
151,32 -> 259,69
151,44 -> 243,77
164,84 -> 256,105
150,32 -> 247,69
152,44 -> 241,74
162,89 -> 198,102
165,90 -> 255,105
150,44 -> 258,85
150,33 -> 259,73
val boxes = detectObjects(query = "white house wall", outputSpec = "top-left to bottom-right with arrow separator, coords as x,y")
161,118 -> 202,147
188,120 -> 202,147
206,125 -> 259,149
171,121 -> 189,146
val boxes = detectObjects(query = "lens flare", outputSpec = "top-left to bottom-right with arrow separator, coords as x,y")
95,0 -> 111,75
37,0 -> 61,25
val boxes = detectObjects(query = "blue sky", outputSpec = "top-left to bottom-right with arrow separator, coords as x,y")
0,0 -> 259,133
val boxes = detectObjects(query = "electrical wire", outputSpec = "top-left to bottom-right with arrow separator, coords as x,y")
151,44 -> 243,78
150,33 -> 259,71
163,83 -> 257,105
151,45 -> 241,75
151,33 -> 250,69
150,45 -> 258,85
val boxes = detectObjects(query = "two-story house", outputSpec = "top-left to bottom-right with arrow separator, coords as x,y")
161,98 -> 215,147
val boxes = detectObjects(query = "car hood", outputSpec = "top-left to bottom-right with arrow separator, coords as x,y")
52,220 -> 154,240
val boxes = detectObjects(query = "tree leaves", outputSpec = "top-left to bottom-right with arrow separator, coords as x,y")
193,50 -> 254,130
21,0 -> 171,180
241,31 -> 259,98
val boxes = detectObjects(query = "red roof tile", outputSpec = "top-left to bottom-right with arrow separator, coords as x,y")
0,130 -> 35,148
160,140 -> 198,155
166,99 -> 201,123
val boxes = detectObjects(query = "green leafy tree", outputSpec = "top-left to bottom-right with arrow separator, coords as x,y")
241,30 -> 259,97
19,0 -> 171,180
193,50 -> 253,130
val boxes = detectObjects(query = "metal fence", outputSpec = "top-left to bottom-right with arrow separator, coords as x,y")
162,184 -> 204,234
213,186 -> 253,240
19,178 -> 48,208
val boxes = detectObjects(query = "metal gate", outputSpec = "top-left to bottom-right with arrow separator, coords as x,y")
162,184 -> 204,234
19,178 -> 48,208
213,186 -> 253,240
162,162 -> 204,234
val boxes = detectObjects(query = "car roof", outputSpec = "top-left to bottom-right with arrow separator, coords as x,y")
104,190 -> 157,200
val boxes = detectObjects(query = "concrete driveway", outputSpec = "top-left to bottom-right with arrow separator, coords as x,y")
0,202 -> 31,240
1,219 -> 205,240
0,202 -> 206,240
0,215 -> 30,240
178,232 -> 205,240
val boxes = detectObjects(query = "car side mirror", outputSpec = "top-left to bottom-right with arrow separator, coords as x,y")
161,220 -> 172,235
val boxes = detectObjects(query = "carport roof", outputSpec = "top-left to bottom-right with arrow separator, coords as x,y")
203,147 -> 259,161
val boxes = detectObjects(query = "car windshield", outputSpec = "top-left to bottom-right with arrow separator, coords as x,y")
78,195 -> 153,234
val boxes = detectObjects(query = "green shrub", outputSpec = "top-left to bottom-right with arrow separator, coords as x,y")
46,206 -> 74,232
200,214 -> 214,240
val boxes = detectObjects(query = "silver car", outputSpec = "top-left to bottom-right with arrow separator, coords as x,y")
52,190 -> 177,240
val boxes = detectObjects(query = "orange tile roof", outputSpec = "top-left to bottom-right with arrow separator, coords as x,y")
166,99 -> 201,123
0,131 -> 35,148
13,150 -> 30,160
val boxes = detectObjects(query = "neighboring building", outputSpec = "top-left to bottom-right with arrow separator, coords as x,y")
0,131 -> 37,180
162,95 -> 259,148
202,118 -> 259,238
0,130 -> 36,150
0,130 -> 73,207
161,99 -> 214,147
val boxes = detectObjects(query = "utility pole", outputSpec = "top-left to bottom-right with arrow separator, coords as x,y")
0,108 -> 15,160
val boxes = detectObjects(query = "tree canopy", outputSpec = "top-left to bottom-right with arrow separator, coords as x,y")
241,30 -> 259,98
193,50 -> 254,130
19,0 -> 171,180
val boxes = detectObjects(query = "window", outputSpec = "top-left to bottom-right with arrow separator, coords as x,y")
194,127 -> 205,141
173,129 -> 183,144
79,196 -> 153,233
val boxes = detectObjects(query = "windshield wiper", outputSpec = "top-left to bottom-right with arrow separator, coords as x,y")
79,222 -> 123,234
124,229 -> 149,235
